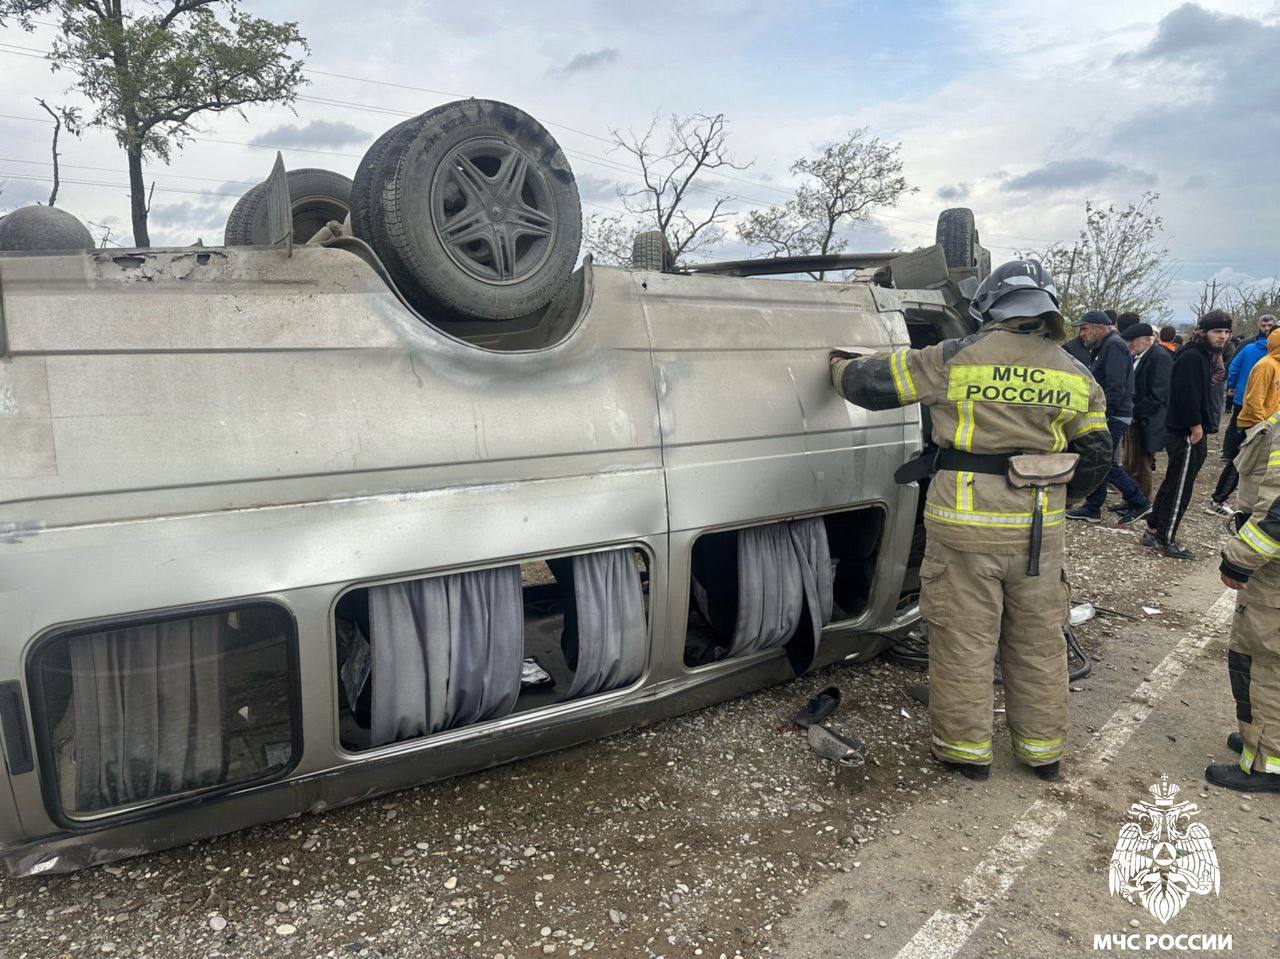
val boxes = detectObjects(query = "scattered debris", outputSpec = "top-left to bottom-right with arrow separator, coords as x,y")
806,723 -> 867,767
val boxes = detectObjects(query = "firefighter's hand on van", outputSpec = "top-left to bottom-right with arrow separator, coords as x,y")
829,349 -> 860,369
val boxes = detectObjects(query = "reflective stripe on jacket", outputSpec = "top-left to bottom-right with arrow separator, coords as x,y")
1223,411 -> 1280,583
832,318 -> 1112,552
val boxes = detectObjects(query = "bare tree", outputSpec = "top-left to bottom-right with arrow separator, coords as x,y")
1193,276 -> 1280,335
581,211 -> 638,267
0,1 -> 308,246
1022,192 -> 1174,324
738,128 -> 915,279
608,112 -> 749,263
35,97 -> 83,207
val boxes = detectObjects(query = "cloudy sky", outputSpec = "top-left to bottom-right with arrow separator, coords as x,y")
2,0 -> 1278,318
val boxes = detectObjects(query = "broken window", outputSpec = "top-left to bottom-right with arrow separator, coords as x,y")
336,547 -> 650,751
30,604 -> 298,819
683,508 -> 885,668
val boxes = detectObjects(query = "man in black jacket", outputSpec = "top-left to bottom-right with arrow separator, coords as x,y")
1063,329 -> 1094,367
1143,311 -> 1234,558
1121,322 -> 1172,500
1068,310 -> 1152,523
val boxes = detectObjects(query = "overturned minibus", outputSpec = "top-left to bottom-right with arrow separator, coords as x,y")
0,99 -> 987,875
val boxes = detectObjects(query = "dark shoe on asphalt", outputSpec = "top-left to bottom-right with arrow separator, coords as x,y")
939,760 -> 990,781
1205,763 -> 1280,793
794,685 -> 842,727
1206,500 -> 1234,517
1139,529 -> 1162,551
1117,503 -> 1153,525
1228,732 -> 1245,754
1066,507 -> 1102,524
1161,541 -> 1197,560
1032,761 -> 1061,782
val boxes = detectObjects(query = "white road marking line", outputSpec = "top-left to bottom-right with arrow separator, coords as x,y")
892,590 -> 1234,959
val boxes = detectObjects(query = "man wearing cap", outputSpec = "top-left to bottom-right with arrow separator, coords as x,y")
1143,310 -> 1234,559
1067,310 -> 1152,524
829,260 -> 1110,783
1121,322 -> 1171,501
1209,313 -> 1279,514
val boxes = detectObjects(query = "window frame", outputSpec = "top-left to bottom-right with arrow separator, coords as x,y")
25,597 -> 304,831
328,540 -> 656,760
678,501 -> 890,674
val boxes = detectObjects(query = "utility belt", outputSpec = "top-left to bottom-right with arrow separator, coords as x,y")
895,446 -> 1079,577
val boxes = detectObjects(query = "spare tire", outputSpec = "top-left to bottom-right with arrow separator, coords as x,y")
631,230 -> 673,272
224,168 -> 353,245
350,112 -> 444,297
376,99 -> 582,322
935,207 -> 977,270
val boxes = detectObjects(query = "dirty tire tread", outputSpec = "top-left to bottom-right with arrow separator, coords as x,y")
381,99 -> 582,322
352,114 -> 441,298
224,184 -> 267,246
350,118 -> 418,245
631,230 -> 672,272
936,207 -> 977,270
223,169 -> 353,246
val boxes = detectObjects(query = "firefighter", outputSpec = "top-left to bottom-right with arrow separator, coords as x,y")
830,260 -> 1111,781
1207,409 -> 1280,793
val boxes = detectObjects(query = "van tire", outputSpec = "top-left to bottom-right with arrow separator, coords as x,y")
350,112 -> 442,296
631,230 -> 673,271
378,99 -> 582,321
936,207 -> 977,270
224,168 -> 353,246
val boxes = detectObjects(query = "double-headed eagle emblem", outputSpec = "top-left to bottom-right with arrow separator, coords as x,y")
1109,775 -> 1220,923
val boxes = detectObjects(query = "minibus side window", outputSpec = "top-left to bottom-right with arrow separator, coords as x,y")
335,547 -> 650,752
683,508 -> 885,668
31,604 -> 298,819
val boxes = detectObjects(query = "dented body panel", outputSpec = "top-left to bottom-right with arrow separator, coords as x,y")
0,245 -> 934,875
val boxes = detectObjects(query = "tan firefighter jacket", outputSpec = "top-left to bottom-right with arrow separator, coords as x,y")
832,317 -> 1112,554
1222,410 -> 1280,581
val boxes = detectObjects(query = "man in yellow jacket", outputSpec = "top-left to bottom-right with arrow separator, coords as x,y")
1238,328 -> 1280,430
1209,407 -> 1280,793
830,260 -> 1111,781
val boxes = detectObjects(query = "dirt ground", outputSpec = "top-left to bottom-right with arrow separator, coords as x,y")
1,437 -> 1274,959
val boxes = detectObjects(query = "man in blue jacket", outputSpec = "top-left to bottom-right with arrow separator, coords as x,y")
1067,310 -> 1153,523
1209,313 -> 1278,512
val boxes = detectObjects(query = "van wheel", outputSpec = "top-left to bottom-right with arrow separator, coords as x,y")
224,168 -> 353,246
935,207 -> 977,270
376,99 -> 582,322
631,230 -> 673,271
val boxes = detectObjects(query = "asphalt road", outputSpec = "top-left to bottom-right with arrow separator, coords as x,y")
782,547 -> 1277,959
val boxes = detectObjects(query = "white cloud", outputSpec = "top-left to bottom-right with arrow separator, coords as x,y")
0,0 -> 1275,321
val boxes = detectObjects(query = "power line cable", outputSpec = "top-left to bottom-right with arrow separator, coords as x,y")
0,45 -> 1057,246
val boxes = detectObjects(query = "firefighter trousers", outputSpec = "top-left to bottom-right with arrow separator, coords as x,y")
920,538 -> 1070,768
1227,562 -> 1280,774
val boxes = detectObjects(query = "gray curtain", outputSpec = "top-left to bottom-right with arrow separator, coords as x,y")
370,566 -> 523,747
69,616 -> 226,812
726,517 -> 835,661
566,549 -> 647,699
789,517 -> 835,630
728,522 -> 806,657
